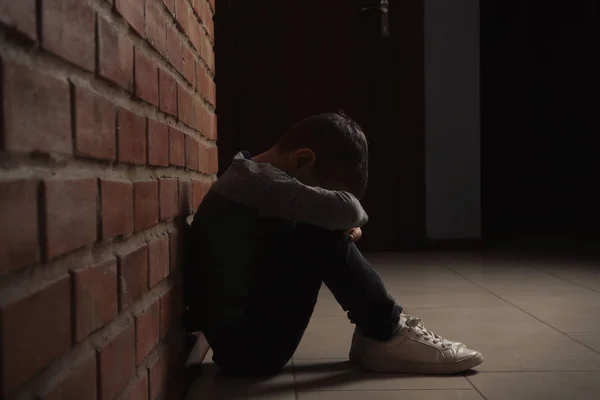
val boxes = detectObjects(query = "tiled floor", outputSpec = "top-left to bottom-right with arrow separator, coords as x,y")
185,252 -> 600,399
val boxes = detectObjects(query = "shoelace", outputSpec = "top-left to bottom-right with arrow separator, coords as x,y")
402,314 -> 449,348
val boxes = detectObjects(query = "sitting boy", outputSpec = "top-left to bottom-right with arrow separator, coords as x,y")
185,112 -> 483,376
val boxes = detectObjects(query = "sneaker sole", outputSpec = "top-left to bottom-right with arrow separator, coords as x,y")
358,352 -> 484,374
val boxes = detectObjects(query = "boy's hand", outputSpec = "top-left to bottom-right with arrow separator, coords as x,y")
346,227 -> 362,242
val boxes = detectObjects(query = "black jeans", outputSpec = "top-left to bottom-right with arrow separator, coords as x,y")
206,223 -> 402,376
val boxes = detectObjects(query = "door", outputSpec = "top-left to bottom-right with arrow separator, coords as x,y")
215,0 -> 426,250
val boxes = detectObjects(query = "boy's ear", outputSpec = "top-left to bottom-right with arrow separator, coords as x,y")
292,148 -> 316,169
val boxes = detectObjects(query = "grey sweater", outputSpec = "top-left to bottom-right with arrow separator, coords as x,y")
210,152 -> 368,230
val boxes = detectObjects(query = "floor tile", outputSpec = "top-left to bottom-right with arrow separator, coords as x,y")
298,390 -> 484,400
312,295 -> 347,317
447,264 -> 590,296
300,304 -> 600,371
294,317 -> 353,359
325,260 -> 508,308
388,289 -> 508,309
468,371 -> 600,400
568,332 -> 600,353
185,363 -> 296,400
185,252 -> 600,399
400,307 -> 600,371
535,264 -> 600,293
497,292 -> 600,333
293,359 -> 473,391
444,259 -> 600,332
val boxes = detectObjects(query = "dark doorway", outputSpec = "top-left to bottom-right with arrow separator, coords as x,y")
481,0 -> 600,248
214,0 -> 427,250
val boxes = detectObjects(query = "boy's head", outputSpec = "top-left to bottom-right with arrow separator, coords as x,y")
272,111 -> 369,199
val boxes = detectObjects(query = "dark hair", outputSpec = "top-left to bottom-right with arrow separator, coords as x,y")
276,111 -> 369,199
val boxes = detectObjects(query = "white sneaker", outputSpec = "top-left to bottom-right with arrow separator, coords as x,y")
349,314 -> 483,374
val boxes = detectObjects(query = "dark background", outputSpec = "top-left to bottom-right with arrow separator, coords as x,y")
215,0 -> 599,252
481,0 -> 599,248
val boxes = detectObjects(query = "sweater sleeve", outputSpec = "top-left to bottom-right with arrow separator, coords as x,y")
211,158 -> 369,230
256,170 -> 368,230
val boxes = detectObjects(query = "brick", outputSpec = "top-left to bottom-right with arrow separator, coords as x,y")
178,180 -> 191,215
189,18 -> 202,53
118,245 -> 148,310
98,17 -> 134,91
162,0 -> 175,15
135,50 -> 159,106
194,98 -> 207,133
146,0 -> 166,55
134,181 -> 159,232
160,284 -> 183,338
0,277 -> 71,398
159,290 -> 172,339
41,352 -> 96,400
2,60 -> 71,154
208,81 -> 216,106
182,46 -> 195,86
98,325 -> 135,400
44,179 -> 97,259
73,259 -> 118,342
74,87 -> 116,161
135,300 -> 160,365
100,179 -> 134,240
149,236 -> 169,287
159,179 -> 178,220
197,141 -> 209,174
126,372 -> 148,400
199,145 -> 210,174
202,0 -> 214,39
158,69 -> 177,116
169,127 -> 185,167
0,180 -> 39,276
166,25 -> 183,72
117,108 -> 147,165
208,146 -> 219,174
190,0 -> 201,16
201,35 -> 215,72
185,135 -> 198,171
148,352 -> 167,400
177,87 -> 194,128
196,63 -> 212,104
175,0 -> 189,35
0,0 -> 36,39
147,120 -> 169,167
208,0 -> 215,12
191,180 -> 208,211
116,0 -> 144,36
42,0 -> 95,71
208,112 -> 217,140
168,230 -> 180,271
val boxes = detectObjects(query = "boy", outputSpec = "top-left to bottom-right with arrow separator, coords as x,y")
185,112 -> 483,376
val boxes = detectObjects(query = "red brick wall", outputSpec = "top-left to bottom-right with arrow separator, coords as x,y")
0,0 -> 216,398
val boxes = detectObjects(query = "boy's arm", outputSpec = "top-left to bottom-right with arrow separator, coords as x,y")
258,174 -> 368,230
212,158 -> 368,230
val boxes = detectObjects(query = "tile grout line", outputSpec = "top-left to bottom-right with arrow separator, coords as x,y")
464,374 -> 490,400
444,266 -> 600,357
291,358 -> 300,400
530,266 -> 600,295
